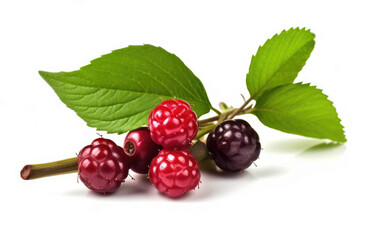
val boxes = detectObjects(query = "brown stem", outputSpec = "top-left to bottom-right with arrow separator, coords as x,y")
197,108 -> 237,127
20,157 -> 78,180
227,97 -> 254,120
241,105 -> 254,114
197,116 -> 220,125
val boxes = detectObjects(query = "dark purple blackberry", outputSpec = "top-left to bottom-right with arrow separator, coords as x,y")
206,119 -> 261,172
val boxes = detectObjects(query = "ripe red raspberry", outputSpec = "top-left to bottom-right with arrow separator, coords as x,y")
148,99 -> 198,149
77,138 -> 130,194
124,127 -> 161,174
149,149 -> 200,198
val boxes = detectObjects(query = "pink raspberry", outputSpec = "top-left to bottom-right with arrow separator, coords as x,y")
149,149 -> 201,198
148,99 -> 198,149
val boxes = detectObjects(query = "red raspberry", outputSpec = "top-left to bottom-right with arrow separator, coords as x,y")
149,149 -> 200,198
77,138 -> 130,194
148,99 -> 198,149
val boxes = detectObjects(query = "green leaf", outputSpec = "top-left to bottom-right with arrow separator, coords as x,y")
246,27 -> 315,100
253,83 -> 346,142
39,45 -> 212,134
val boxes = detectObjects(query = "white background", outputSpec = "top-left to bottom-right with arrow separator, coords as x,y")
1,0 -> 369,239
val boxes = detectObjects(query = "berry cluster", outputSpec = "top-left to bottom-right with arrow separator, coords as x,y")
22,99 -> 261,199
76,99 -> 201,198
75,100 -> 260,196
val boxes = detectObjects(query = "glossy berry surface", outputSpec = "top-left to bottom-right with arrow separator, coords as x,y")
124,127 -> 161,174
148,99 -> 198,149
77,138 -> 130,194
206,119 -> 261,172
149,149 -> 200,198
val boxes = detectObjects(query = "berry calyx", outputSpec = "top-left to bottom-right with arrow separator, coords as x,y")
124,127 -> 161,174
148,99 -> 198,149
149,149 -> 200,198
78,138 -> 130,194
206,119 -> 261,172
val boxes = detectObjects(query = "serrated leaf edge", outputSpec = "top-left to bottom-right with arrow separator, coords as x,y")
253,82 -> 346,143
247,27 -> 316,99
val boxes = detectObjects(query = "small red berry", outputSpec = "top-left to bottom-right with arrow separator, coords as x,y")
149,149 -> 200,198
124,127 -> 161,174
148,99 -> 198,149
78,138 -> 130,194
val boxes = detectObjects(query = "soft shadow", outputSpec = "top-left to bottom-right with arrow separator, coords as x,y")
174,159 -> 258,202
301,142 -> 343,152
62,188 -> 89,197
297,142 -> 346,159
265,138 -> 324,153
62,174 -> 153,198
182,169 -> 256,202
114,175 -> 153,197
252,165 -> 287,178
199,158 -> 252,179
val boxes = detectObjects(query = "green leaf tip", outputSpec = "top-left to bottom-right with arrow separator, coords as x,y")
247,27 -> 316,100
